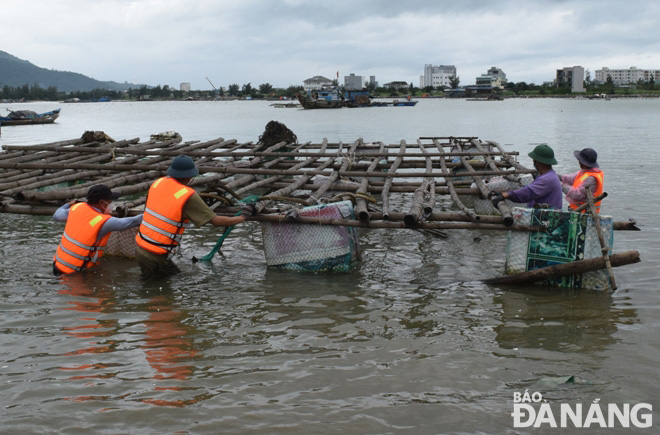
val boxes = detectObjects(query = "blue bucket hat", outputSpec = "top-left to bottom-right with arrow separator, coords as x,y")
573,148 -> 599,168
167,155 -> 199,178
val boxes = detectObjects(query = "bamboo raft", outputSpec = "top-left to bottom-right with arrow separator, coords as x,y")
0,128 -> 641,286
0,130 -> 640,231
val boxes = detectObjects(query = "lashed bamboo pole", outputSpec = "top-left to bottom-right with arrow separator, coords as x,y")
2,143 -> 518,159
405,139 -> 434,225
0,142 -> 148,194
234,142 -> 317,197
13,141 -> 195,201
0,159 -> 535,179
254,142 -> 340,213
246,213 -> 542,232
586,189 -> 617,290
268,158 -> 507,171
268,180 -> 481,195
433,139 -> 479,221
307,140 -> 357,204
471,138 -> 521,183
456,139 -> 513,226
0,138 -> 141,164
355,141 -> 384,222
486,140 -> 528,172
573,192 -> 607,213
14,139 -> 223,202
483,251 -> 640,286
381,140 -> 406,220
224,141 -> 306,197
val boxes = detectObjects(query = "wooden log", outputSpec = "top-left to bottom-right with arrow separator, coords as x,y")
433,138 -> 479,221
586,189 -> 617,290
0,158 -> 534,179
456,140 -> 513,226
223,141 -> 298,192
381,140 -> 406,219
483,250 -> 640,286
573,192 -> 607,213
355,141 -> 384,222
613,219 -> 640,231
234,141 -> 317,197
307,139 -> 359,204
248,213 -> 543,232
251,141 -> 334,213
405,139 -> 433,225
486,140 -> 529,172
3,141 -> 519,159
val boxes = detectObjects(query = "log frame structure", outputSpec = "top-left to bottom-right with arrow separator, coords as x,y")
0,133 -> 639,234
0,132 -> 642,288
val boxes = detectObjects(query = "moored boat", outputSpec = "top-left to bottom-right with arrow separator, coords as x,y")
0,108 -> 61,126
296,87 -> 344,109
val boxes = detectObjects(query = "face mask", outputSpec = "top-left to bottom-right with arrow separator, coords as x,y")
103,201 -> 115,214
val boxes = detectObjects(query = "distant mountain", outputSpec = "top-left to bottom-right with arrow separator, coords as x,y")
0,50 -> 146,92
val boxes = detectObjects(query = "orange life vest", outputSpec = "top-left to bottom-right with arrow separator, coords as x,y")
568,169 -> 604,213
53,203 -> 112,274
136,177 -> 195,257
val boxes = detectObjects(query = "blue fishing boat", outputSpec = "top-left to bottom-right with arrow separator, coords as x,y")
0,108 -> 61,126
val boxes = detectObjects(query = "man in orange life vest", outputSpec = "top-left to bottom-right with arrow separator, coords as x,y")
53,185 -> 143,275
135,155 -> 252,280
559,148 -> 604,213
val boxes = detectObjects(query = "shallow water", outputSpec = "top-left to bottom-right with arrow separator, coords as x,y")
1,99 -> 659,433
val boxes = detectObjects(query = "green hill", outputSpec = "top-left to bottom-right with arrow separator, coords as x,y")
0,50 -> 145,92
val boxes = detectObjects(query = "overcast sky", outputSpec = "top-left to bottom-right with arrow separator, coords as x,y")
4,0 -> 660,90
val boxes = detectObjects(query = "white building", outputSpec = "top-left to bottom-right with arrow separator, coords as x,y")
344,73 -> 365,90
303,76 -> 334,91
475,67 -> 507,89
475,75 -> 504,89
594,67 -> 660,85
180,82 -> 191,92
420,64 -> 457,88
556,66 -> 585,93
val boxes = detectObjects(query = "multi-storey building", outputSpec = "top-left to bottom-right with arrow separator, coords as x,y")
594,67 -> 660,85
303,76 -> 334,91
344,73 -> 365,90
556,66 -> 585,92
420,64 -> 457,88
475,67 -> 507,89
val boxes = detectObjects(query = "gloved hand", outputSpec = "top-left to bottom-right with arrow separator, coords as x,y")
239,203 -> 256,217
487,191 -> 499,199
491,194 -> 505,209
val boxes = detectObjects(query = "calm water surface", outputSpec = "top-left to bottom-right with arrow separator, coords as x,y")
1,99 -> 659,434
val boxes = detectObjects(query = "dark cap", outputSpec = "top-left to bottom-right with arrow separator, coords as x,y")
167,155 -> 199,179
573,148 -> 599,168
86,184 -> 121,204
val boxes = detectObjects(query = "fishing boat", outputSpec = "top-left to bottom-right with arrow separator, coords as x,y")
296,87 -> 344,109
0,108 -> 61,126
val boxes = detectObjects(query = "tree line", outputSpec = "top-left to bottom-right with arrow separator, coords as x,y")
0,82 -> 306,102
2,75 -> 658,102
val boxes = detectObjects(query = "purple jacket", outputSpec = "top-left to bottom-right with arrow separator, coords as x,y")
506,169 -> 563,209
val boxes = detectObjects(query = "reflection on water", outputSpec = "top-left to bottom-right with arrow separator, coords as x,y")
493,288 -> 638,353
53,271 -> 204,407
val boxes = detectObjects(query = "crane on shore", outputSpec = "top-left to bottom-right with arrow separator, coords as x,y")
206,77 -> 218,94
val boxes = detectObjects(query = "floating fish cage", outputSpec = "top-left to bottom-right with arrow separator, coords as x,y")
506,207 -> 614,290
0,126 -> 639,283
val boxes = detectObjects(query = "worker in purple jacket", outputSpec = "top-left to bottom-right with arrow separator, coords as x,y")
490,144 -> 563,210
